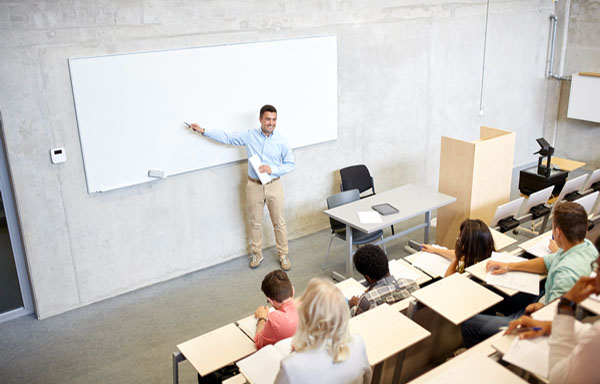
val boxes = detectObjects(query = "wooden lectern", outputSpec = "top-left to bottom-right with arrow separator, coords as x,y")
436,127 -> 515,248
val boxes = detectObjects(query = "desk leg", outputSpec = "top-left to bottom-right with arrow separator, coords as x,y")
540,214 -> 550,233
346,224 -> 353,278
406,299 -> 419,320
391,350 -> 407,384
173,351 -> 185,384
372,362 -> 383,384
424,211 -> 431,244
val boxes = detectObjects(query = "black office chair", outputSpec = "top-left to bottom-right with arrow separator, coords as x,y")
339,164 -> 394,234
340,164 -> 375,198
322,189 -> 386,269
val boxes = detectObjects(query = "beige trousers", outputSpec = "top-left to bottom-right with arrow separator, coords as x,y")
246,178 -> 288,258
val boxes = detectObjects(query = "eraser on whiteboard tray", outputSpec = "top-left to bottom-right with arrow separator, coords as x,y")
147,169 -> 165,179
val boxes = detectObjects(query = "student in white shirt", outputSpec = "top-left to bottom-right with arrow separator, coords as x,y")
274,278 -> 372,384
505,237 -> 600,384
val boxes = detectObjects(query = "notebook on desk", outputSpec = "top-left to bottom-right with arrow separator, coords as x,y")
237,337 -> 292,384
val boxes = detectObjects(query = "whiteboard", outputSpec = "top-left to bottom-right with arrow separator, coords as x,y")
567,73 -> 600,123
69,36 -> 338,193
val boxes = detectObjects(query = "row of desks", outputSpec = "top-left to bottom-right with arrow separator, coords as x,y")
174,228 -> 598,384
174,301 -> 431,384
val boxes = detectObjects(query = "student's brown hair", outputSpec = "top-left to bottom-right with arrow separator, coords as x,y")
261,270 -> 293,302
553,201 -> 588,243
455,219 -> 495,268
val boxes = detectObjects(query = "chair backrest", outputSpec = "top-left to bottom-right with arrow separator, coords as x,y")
327,189 -> 360,232
340,164 -> 375,197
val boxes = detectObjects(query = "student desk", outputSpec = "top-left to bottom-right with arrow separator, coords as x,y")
408,341 -> 527,384
580,297 -> 600,315
335,277 -> 366,296
394,258 -> 433,286
404,252 -> 446,279
551,157 -> 586,172
465,256 -> 546,297
173,323 -> 256,384
491,300 -> 560,356
518,230 -> 553,257
465,259 -> 519,296
409,273 -> 503,325
323,184 -> 455,279
490,227 -> 517,250
349,303 -> 431,384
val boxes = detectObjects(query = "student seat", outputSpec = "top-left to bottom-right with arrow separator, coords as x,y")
322,189 -> 385,269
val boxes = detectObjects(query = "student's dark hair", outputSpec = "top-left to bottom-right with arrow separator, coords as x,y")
261,270 -> 293,302
553,201 -> 588,243
353,244 -> 389,281
259,104 -> 277,118
455,219 -> 495,268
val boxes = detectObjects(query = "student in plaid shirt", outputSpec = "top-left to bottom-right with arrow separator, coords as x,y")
349,245 -> 419,316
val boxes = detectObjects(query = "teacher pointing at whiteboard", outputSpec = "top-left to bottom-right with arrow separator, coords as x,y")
190,105 -> 295,271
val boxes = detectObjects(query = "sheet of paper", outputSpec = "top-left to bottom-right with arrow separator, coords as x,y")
589,272 -> 600,301
237,307 -> 275,339
248,154 -> 272,185
486,253 -> 540,295
338,284 -> 365,301
502,336 -> 549,378
411,251 -> 451,277
521,232 -> 553,258
388,259 -> 421,282
273,336 -> 293,356
357,211 -> 382,224
237,343 -> 287,384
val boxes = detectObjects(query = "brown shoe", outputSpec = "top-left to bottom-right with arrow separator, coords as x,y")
279,255 -> 291,271
249,254 -> 263,268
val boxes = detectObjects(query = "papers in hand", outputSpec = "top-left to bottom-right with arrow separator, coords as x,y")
335,278 -> 366,301
411,249 -> 451,278
520,232 -> 553,258
502,320 -> 585,379
237,307 -> 275,339
248,155 -> 272,184
502,336 -> 549,378
486,252 -> 540,296
388,259 -> 421,282
357,211 -> 382,224
237,337 -> 292,384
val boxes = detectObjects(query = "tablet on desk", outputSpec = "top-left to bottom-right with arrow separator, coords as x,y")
371,203 -> 399,216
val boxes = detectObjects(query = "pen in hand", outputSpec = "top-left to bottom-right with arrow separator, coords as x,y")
500,325 -> 543,335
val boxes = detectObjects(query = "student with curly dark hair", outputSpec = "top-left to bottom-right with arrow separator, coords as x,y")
349,245 -> 418,316
422,218 -> 495,276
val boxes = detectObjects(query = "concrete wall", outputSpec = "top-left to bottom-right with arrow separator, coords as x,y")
552,0 -> 600,169
0,0 -> 557,318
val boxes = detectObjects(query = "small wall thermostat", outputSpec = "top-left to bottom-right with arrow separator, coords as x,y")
50,147 -> 66,164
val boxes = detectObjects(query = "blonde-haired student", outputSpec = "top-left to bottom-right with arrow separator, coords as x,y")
274,278 -> 372,384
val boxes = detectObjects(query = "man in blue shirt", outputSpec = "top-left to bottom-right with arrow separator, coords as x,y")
190,105 -> 295,270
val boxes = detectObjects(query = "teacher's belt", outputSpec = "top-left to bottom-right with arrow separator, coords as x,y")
248,176 -> 280,185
